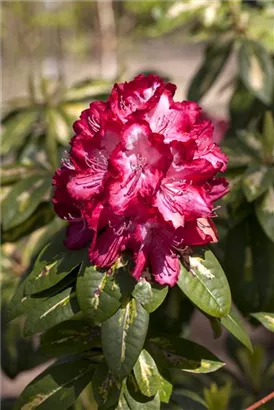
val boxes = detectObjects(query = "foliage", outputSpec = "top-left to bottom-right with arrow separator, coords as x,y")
1,1 -> 274,410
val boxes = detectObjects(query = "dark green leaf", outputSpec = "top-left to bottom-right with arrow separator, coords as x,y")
242,165 -> 272,202
13,357 -> 95,410
132,280 -> 168,313
25,234 -> 86,295
101,299 -> 149,380
177,249 -> 231,317
92,360 -> 121,409
229,81 -> 263,130
2,174 -> 51,230
250,312 -> 274,332
172,389 -> 208,410
187,39 -> 233,101
1,314 -> 47,379
24,286 -> 80,337
1,109 -> 38,155
76,264 -> 122,324
1,202 -> 55,243
41,320 -> 101,356
133,349 -> 160,397
239,39 -> 273,105
124,387 -> 160,410
147,336 -> 224,373
255,187 -> 274,242
221,308 -> 252,351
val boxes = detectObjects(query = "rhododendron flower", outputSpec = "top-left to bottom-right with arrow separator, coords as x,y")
53,74 -> 229,286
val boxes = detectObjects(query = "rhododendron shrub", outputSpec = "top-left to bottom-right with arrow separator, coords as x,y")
53,74 -> 229,286
9,76 -> 242,410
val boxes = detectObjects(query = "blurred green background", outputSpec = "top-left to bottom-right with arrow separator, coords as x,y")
1,1 -> 274,409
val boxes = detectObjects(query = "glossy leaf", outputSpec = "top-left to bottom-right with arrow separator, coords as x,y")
221,308 -> 252,351
41,320 -> 101,356
187,39 -> 233,101
133,349 -> 160,397
25,236 -> 86,295
251,312 -> 274,332
76,264 -> 122,324
1,174 -> 51,231
147,336 -> 224,373
158,373 -> 172,404
92,360 -> 121,409
13,357 -> 95,410
242,165 -> 272,202
1,109 -> 38,155
124,387 -> 161,410
24,286 -> 80,337
132,280 -> 168,313
101,298 -> 149,380
177,249 -> 231,317
239,39 -> 273,105
255,187 -> 274,242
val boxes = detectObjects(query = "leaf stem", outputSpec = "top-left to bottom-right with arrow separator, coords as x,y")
245,391 -> 274,410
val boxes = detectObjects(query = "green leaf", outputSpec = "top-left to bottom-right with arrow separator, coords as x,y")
13,357 -> 95,410
172,389 -> 209,410
25,235 -> 86,295
158,373 -> 172,404
147,336 -> 224,373
229,81 -> 262,130
132,280 -> 168,313
92,360 -> 122,409
1,109 -> 38,155
133,349 -> 160,397
1,163 -> 36,186
239,39 -> 273,105
101,299 -> 149,380
221,308 -> 252,351
177,249 -> 231,317
251,312 -> 274,332
24,286 -> 80,337
1,202 -> 55,243
64,78 -> 111,102
262,111 -> 274,155
124,387 -> 161,410
255,187 -> 274,242
187,39 -> 233,101
242,165 -> 272,202
76,264 -> 122,324
46,109 -> 59,169
48,108 -> 71,145
41,320 -> 101,356
1,314 -> 47,379
1,174 -> 51,231
223,138 -> 253,169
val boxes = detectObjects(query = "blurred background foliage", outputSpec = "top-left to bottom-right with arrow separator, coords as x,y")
1,1 -> 274,409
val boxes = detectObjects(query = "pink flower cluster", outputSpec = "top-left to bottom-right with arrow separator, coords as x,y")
53,75 -> 228,286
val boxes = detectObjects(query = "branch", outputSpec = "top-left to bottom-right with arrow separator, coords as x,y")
245,391 -> 274,410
